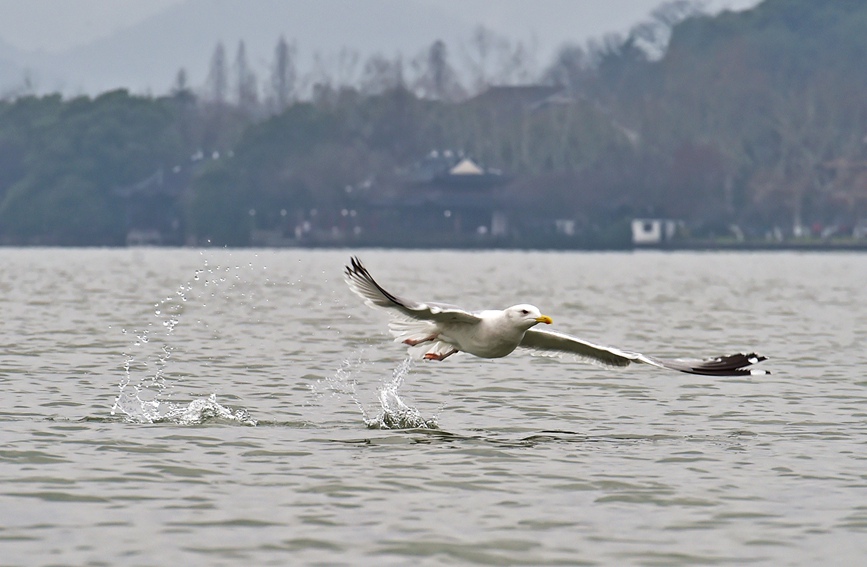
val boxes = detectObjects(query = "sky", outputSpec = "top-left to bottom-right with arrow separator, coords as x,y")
0,0 -> 762,54
0,0 -> 765,96
0,0 -> 180,53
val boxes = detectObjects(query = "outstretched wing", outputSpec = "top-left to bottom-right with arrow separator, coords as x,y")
520,328 -> 769,376
344,257 -> 481,324
519,328 -> 634,368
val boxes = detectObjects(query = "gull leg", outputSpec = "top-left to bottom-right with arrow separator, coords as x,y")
423,349 -> 458,361
403,334 -> 438,346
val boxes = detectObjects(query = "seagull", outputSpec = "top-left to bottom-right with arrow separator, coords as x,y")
344,257 -> 768,376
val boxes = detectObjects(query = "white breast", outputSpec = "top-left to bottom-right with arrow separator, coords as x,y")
442,311 -> 526,358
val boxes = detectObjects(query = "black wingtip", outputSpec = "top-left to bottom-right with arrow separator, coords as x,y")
344,256 -> 408,308
686,352 -> 770,376
345,256 -> 365,278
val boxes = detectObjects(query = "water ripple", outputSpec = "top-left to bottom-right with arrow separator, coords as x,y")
2,249 -> 867,566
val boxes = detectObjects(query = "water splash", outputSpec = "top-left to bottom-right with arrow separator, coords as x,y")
309,355 -> 368,416
312,356 -> 438,430
365,357 -> 438,429
112,392 -> 256,426
111,253 -> 257,426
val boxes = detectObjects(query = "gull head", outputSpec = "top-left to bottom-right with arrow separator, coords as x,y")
505,304 -> 553,329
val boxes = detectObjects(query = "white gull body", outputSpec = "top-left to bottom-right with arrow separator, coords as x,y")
344,256 -> 769,376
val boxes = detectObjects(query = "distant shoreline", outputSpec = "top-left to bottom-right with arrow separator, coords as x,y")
635,240 -> 867,252
4,239 -> 867,252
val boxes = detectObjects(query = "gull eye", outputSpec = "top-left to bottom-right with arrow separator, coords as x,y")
520,309 -> 529,315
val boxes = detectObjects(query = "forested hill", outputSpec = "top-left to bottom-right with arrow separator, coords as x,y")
662,0 -> 867,97
670,0 -> 867,74
584,0 -> 867,236
1,0 -> 867,247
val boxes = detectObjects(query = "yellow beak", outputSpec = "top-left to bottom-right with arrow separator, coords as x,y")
535,315 -> 553,324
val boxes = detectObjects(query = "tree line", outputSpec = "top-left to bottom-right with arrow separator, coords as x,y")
2,0 -> 867,246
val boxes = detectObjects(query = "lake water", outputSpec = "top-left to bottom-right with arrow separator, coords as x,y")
1,248 -> 865,566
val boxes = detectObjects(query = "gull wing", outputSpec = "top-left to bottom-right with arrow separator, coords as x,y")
520,328 -> 769,376
344,257 -> 481,324
519,328 -> 634,368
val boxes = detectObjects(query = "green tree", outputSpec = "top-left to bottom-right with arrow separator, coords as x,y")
0,90 -> 187,244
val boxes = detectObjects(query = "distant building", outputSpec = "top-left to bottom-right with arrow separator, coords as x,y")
364,150 -> 511,240
401,150 -> 503,188
632,218 -> 679,245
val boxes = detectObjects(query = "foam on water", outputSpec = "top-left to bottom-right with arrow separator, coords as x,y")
112,390 -> 256,426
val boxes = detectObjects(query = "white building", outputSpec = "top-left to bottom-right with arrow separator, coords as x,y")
631,219 -> 679,245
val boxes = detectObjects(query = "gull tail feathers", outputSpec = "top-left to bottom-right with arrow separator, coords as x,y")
388,319 -> 456,360
388,318 -> 438,344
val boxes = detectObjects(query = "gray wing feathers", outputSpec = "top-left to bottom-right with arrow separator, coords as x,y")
520,328 -> 768,376
519,328 -> 633,367
344,257 -> 481,324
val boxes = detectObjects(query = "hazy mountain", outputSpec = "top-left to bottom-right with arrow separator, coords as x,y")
0,0 -> 763,98
3,0 -> 480,96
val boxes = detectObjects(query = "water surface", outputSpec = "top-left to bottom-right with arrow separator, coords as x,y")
1,248 -> 865,566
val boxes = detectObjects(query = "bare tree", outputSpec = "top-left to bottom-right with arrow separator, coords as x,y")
335,48 -> 362,89
631,0 -> 707,60
542,44 -> 590,92
309,47 -> 362,96
494,38 -> 539,85
427,40 -> 450,97
171,68 -> 189,94
463,26 -> 508,93
359,54 -> 405,95
270,36 -> 298,112
463,26 -> 539,92
234,40 -> 259,113
2,69 -> 38,100
205,41 -> 228,105
765,86 -> 844,233
411,40 -> 464,101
